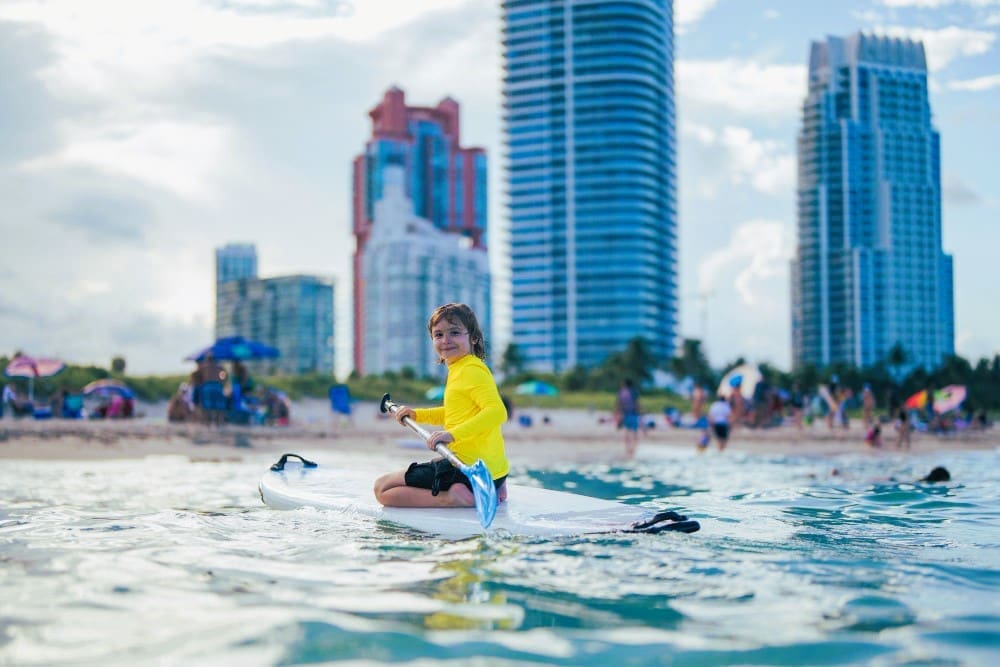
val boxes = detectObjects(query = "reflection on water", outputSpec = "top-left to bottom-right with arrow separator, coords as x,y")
1,447 -> 998,665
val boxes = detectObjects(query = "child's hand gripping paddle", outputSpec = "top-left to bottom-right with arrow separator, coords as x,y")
380,393 -> 498,529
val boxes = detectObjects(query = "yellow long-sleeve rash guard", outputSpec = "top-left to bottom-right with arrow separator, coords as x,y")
412,355 -> 509,479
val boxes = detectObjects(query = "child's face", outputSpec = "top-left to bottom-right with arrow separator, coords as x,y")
431,317 -> 472,365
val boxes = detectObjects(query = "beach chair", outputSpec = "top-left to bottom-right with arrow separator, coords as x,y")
62,394 -> 84,419
227,382 -> 253,425
329,384 -> 353,426
200,381 -> 227,425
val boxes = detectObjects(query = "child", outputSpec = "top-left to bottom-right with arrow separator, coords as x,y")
706,394 -> 732,451
374,303 -> 509,508
864,424 -> 882,448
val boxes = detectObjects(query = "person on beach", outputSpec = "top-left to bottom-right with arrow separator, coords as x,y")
374,303 -> 509,508
690,384 -> 707,423
614,378 -> 641,458
789,382 -> 805,429
861,384 -> 876,428
865,424 -> 882,448
706,394 -> 732,451
0,382 -> 14,418
727,380 -> 745,428
895,408 -> 911,449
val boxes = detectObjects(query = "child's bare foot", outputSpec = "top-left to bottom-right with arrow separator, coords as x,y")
448,483 -> 474,507
497,482 -> 507,503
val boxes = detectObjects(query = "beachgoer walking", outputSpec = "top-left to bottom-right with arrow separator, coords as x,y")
825,375 -> 839,429
614,379 -> 641,458
374,303 -> 509,508
730,382 -> 746,427
895,408 -> 911,449
861,384 -> 876,428
0,383 -> 13,418
789,383 -> 805,429
706,394 -> 732,451
690,384 -> 707,422
837,387 -> 853,430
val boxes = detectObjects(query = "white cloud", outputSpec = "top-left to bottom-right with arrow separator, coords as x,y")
23,114 -> 234,202
677,59 -> 806,117
876,25 -> 996,70
948,73 -> 1000,90
697,219 -> 793,307
675,0 -> 718,33
879,0 -> 999,7
683,123 -> 795,195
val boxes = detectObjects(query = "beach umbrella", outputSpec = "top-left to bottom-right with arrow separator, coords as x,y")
904,390 -> 928,410
4,355 -> 65,401
515,381 -> 558,396
424,385 -> 445,401
933,385 -> 966,414
185,335 -> 279,362
82,378 -> 135,399
717,363 -> 761,400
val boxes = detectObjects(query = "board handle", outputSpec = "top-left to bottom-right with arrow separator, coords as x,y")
270,453 -> 318,471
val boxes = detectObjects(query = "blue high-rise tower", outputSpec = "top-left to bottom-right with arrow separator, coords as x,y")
502,0 -> 678,372
791,33 -> 954,372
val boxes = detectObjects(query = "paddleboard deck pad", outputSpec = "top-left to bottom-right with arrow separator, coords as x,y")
259,453 -> 699,539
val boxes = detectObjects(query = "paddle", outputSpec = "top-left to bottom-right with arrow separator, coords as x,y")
380,393 -> 498,529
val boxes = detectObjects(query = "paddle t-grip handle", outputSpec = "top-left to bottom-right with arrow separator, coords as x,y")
380,393 -> 465,468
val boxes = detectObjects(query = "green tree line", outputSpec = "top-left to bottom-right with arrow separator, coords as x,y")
4,339 -> 997,414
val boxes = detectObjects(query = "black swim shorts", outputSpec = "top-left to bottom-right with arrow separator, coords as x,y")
712,423 -> 730,439
404,458 -> 507,496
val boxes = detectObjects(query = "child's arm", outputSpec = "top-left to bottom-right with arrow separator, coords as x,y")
413,406 -> 445,425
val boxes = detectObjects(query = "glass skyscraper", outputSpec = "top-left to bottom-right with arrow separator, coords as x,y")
362,168 -> 491,378
502,0 -> 678,372
352,87 -> 488,375
216,275 -> 335,375
791,33 -> 954,372
215,243 -> 257,284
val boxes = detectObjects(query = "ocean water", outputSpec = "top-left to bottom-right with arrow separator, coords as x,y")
1,444 -> 998,666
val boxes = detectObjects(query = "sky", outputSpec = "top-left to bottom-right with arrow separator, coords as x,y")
1,0 -> 997,378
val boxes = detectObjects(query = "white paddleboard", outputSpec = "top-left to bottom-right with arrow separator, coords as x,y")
259,456 -> 698,540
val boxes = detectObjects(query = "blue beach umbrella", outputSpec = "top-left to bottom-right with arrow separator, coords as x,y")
185,336 -> 279,362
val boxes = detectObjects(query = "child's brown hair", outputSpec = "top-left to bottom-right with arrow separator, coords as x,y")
428,303 -> 487,362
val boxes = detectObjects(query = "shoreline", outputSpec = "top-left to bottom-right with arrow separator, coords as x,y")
1,400 -> 995,463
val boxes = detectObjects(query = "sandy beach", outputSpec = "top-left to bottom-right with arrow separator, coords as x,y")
1,398 -> 995,463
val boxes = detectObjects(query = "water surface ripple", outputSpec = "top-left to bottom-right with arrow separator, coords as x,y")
1,447 -> 998,665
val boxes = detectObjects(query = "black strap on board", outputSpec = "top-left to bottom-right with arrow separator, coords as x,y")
626,510 -> 700,534
270,453 -> 318,471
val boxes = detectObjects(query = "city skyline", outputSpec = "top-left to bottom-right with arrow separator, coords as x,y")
1,0 -> 997,377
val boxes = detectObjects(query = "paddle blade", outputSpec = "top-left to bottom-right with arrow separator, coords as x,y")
464,460 -> 498,529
